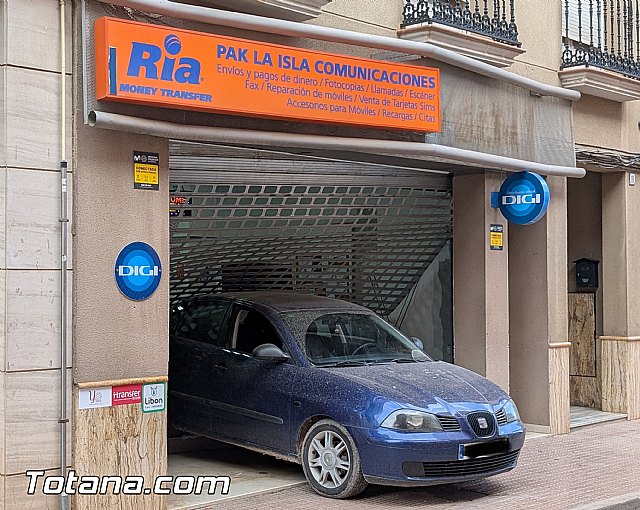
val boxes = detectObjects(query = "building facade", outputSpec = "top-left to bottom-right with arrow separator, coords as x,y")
0,0 -> 638,508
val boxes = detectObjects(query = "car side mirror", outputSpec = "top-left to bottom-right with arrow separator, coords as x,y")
410,337 -> 424,350
253,343 -> 290,363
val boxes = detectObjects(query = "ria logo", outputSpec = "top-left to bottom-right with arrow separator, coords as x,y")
114,242 -> 162,301
127,34 -> 201,84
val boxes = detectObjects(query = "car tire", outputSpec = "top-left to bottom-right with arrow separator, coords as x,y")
301,419 -> 368,499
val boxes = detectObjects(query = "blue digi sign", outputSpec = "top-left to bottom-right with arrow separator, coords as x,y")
114,242 -> 162,301
491,172 -> 550,225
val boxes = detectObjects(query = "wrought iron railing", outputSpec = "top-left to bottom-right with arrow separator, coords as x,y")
402,0 -> 520,47
562,0 -> 640,80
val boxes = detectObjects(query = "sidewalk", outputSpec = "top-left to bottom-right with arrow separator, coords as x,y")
207,419 -> 640,510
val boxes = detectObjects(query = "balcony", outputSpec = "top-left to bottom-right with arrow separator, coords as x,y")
398,1 -> 524,68
560,0 -> 640,101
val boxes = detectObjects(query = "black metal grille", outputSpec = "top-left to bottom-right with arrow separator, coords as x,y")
402,0 -> 520,47
403,450 -> 520,478
562,0 -> 640,81
170,178 -> 452,316
495,408 -> 508,425
437,415 -> 461,431
467,412 -> 496,437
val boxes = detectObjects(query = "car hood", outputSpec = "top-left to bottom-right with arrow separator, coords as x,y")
325,361 -> 507,407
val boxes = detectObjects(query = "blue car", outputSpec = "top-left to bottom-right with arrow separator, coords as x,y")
169,292 -> 525,498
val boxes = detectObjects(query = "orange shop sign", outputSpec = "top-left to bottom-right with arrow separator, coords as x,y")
95,17 -> 441,132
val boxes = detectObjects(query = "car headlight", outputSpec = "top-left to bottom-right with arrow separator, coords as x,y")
381,410 -> 444,432
502,399 -> 520,423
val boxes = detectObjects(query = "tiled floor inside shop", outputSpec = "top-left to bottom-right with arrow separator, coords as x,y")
167,438 -> 304,510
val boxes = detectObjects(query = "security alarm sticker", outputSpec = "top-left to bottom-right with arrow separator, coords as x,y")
114,242 -> 162,301
112,384 -> 143,406
491,172 -> 550,225
134,151 -> 159,190
490,224 -> 504,251
78,387 -> 113,410
142,383 -> 166,413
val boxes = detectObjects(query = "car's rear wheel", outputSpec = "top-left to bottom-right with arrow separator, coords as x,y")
301,419 -> 368,498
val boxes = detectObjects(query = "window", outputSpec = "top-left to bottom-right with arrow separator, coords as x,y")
231,308 -> 281,355
563,0 -> 606,47
175,300 -> 230,346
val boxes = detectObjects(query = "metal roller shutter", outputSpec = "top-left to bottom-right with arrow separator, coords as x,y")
169,142 -> 453,317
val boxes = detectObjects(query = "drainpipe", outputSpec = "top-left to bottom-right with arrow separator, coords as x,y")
59,1 -> 69,510
97,0 -> 581,102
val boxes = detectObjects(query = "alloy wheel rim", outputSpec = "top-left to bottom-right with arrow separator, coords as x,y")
307,430 -> 351,488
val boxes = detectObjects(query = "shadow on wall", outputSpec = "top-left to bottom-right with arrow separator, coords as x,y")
388,241 -> 453,362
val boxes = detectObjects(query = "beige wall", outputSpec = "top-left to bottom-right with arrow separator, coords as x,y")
0,0 -> 73,508
622,101 -> 640,153
453,173 -> 510,392
72,8 -> 170,506
509,176 -> 569,431
602,171 -> 640,337
72,127 -> 169,382
601,172 -> 640,417
509,0 -> 564,87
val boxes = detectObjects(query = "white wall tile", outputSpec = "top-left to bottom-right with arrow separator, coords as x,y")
0,66 -> 6,168
0,270 -> 5,373
5,468 -> 68,509
0,167 -> 5,268
5,168 -> 72,270
5,270 -> 72,372
5,0 -> 72,73
0,0 -> 6,66
0,372 -> 5,477
4,369 -> 71,475
4,67 -> 72,170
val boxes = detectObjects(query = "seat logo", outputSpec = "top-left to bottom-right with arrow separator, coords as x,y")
491,172 -> 550,225
127,34 -> 201,84
114,242 -> 162,301
477,417 -> 488,429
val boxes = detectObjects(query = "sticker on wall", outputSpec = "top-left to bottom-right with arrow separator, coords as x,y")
142,383 -> 166,413
114,242 -> 162,301
490,224 -> 504,251
133,151 -> 159,191
491,172 -> 550,225
78,387 -> 113,410
112,384 -> 143,406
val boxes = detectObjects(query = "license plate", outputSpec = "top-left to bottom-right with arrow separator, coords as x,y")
459,439 -> 509,460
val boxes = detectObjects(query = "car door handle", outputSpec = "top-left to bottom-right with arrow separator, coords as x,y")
212,364 -> 227,373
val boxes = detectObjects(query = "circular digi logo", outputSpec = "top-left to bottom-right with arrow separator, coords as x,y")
497,172 -> 550,225
114,242 -> 162,301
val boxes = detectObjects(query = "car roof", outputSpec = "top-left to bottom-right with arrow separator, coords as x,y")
190,291 -> 369,313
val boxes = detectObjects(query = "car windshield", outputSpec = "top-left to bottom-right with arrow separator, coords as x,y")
280,310 -> 431,366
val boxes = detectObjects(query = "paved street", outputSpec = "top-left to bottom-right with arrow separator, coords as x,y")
209,419 -> 640,510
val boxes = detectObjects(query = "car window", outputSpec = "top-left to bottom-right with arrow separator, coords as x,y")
281,310 -> 430,366
231,308 -> 282,354
175,301 -> 230,347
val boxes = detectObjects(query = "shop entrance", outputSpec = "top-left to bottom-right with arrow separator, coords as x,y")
166,140 -> 454,507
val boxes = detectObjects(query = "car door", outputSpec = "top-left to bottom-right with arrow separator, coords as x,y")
218,304 -> 298,455
169,298 -> 234,438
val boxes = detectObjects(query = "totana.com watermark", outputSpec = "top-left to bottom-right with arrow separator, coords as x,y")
26,470 -> 231,496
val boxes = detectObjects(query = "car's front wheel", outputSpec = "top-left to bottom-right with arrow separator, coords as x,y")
301,419 -> 368,498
